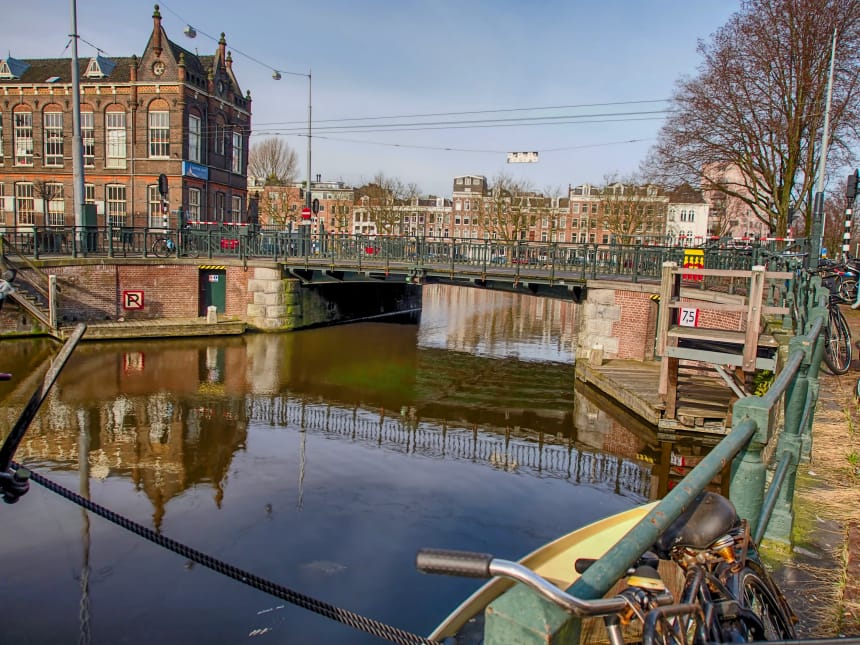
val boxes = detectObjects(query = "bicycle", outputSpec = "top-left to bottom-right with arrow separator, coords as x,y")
150,231 -> 200,259
417,492 -> 796,644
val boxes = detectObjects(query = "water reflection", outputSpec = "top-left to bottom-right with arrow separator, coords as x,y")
0,286 -> 663,644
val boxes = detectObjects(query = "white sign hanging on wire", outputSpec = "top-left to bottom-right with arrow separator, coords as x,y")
507,151 -> 539,164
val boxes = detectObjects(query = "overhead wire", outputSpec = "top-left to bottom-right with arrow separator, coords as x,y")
157,0 -> 668,160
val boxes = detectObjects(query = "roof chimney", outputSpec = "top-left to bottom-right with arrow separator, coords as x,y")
152,4 -> 163,56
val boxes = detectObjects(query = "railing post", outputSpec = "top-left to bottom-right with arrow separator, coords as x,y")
763,334 -> 811,542
108,225 -> 115,258
729,396 -> 771,536
48,274 -> 58,330
802,289 -> 828,461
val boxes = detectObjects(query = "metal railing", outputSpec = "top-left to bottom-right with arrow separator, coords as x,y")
0,225 -> 801,288
484,254 -> 828,643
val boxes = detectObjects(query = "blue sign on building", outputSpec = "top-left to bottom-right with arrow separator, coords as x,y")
182,161 -> 209,180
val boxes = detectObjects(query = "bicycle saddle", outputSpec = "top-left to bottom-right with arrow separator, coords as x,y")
653,491 -> 739,558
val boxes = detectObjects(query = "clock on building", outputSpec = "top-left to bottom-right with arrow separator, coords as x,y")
152,60 -> 165,76
217,80 -> 226,95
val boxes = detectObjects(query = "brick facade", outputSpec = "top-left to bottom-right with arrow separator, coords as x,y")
0,5 -> 250,232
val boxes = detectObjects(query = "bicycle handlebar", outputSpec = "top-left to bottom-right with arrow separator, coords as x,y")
416,548 -> 647,617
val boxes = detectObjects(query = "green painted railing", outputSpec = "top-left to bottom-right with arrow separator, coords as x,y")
484,262 -> 828,644
0,225 -> 802,289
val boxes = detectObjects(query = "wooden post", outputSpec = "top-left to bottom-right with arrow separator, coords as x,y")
743,266 -> 765,371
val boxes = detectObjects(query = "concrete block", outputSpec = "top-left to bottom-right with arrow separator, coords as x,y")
206,306 -> 217,324
266,305 -> 288,317
587,289 -> 617,306
246,304 -> 266,317
254,291 -> 285,306
253,267 -> 281,281
589,344 -> 604,367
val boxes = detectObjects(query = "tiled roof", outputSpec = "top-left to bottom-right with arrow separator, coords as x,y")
0,57 -> 136,84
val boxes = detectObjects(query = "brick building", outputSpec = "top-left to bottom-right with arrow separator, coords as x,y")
0,5 -> 251,232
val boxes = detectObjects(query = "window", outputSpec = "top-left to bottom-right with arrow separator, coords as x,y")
687,210 -> 695,222
148,185 -> 163,228
105,184 -> 127,227
464,200 -> 470,211
602,234 -> 610,244
46,183 -> 64,226
148,110 -> 170,158
81,112 -> 94,167
572,203 -> 580,214
215,123 -> 225,155
231,195 -> 242,222
231,131 -> 242,173
14,111 -> 33,166
216,192 -> 225,221
560,217 -> 566,228
15,182 -> 35,225
0,114 -> 3,166
188,114 -> 201,163
187,188 -> 201,221
106,111 -> 126,168
44,111 -> 63,166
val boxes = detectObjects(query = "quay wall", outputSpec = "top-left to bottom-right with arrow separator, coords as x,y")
578,280 -> 745,362
0,260 -> 421,336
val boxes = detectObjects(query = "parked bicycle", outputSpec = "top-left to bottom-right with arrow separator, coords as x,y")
150,229 -> 200,259
417,492 -> 796,644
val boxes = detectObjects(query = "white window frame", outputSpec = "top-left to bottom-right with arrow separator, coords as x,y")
15,182 -> 35,226
216,192 -> 225,222
187,187 -> 201,221
231,131 -> 242,173
44,111 -> 64,166
148,185 -> 163,228
188,114 -> 201,163
81,112 -> 94,167
148,110 -> 170,158
215,123 -> 225,155
105,184 -> 127,227
106,111 -> 127,169
84,184 -> 95,204
46,183 -> 64,226
231,195 -> 242,222
14,111 -> 33,166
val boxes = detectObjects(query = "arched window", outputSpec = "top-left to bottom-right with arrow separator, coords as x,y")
148,99 -> 170,159
105,105 -> 126,169
13,107 -> 33,166
43,105 -> 63,166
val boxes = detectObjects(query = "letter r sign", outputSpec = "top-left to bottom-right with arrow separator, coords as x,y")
122,290 -> 145,310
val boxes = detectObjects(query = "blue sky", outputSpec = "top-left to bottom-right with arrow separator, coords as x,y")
5,1 -> 739,196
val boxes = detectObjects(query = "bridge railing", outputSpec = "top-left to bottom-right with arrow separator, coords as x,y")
485,267 -> 828,642
2,225 -> 805,284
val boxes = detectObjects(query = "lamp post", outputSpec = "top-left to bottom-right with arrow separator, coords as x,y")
70,0 -> 86,237
273,68 -> 312,252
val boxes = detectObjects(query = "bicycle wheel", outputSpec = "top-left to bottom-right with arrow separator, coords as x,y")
823,305 -> 852,375
151,238 -> 170,258
184,237 -> 200,259
732,563 -> 796,641
840,277 -> 858,304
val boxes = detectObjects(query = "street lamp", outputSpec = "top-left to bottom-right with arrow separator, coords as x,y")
272,68 -> 312,216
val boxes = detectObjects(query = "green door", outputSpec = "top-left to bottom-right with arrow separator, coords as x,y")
199,268 -> 226,315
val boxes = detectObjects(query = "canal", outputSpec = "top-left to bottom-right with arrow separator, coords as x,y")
0,284 -> 659,644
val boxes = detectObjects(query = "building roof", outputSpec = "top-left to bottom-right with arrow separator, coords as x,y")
0,56 -> 136,84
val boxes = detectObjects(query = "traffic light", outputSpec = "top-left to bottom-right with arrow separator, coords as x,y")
847,169 -> 859,200
312,198 -> 320,214
158,173 -> 169,197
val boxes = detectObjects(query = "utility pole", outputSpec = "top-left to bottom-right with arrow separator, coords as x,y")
70,0 -> 86,233
808,30 -> 838,267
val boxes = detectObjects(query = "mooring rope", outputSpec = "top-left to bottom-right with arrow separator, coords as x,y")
15,463 -> 440,645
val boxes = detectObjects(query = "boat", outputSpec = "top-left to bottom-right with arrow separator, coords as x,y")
428,501 -> 659,641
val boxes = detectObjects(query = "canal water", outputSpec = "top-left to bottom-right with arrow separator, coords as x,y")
0,285 -> 658,644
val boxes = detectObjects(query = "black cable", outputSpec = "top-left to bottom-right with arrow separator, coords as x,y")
16,463 -> 440,645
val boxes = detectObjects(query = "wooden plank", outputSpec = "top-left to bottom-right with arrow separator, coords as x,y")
667,326 -> 778,347
743,266 -> 765,371
665,346 -> 776,371
669,268 -> 793,279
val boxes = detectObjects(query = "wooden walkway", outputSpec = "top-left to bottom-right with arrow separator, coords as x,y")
575,358 -> 733,444
60,317 -> 246,341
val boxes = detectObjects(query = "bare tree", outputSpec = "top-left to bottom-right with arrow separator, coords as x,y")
33,180 -> 63,227
598,174 -> 667,242
248,138 -> 299,185
646,0 -> 860,236
355,173 -> 418,235
480,174 -> 534,242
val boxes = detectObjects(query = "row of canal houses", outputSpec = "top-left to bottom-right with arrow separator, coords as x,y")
0,5 -> 768,248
